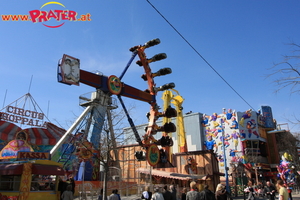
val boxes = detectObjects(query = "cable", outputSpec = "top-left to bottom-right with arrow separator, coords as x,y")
146,0 -> 256,111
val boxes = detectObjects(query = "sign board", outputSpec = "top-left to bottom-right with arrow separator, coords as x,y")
146,144 -> 160,166
0,106 -> 46,127
17,151 -> 50,160
260,106 -> 275,128
58,54 -> 80,85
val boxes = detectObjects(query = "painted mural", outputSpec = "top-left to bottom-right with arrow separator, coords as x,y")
202,107 -> 273,173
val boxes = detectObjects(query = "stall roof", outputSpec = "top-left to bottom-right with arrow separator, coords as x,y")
32,164 -> 65,175
0,164 -> 23,175
0,162 -> 65,176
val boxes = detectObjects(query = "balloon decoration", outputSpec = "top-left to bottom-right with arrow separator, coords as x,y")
277,152 -> 295,186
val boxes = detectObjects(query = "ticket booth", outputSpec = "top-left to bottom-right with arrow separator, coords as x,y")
0,158 -> 65,200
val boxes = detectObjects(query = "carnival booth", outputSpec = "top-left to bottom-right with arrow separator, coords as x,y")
0,158 -> 64,200
0,121 -> 66,200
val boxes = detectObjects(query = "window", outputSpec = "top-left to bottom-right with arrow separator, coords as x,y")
31,175 -> 57,191
0,175 -> 21,191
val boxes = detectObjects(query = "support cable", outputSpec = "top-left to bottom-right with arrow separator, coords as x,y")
146,0 -> 255,111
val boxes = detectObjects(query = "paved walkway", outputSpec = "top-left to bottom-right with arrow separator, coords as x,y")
74,194 -> 141,200
232,193 -> 300,200
74,193 -> 300,200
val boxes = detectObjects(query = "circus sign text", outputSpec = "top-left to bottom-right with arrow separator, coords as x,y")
0,106 -> 47,127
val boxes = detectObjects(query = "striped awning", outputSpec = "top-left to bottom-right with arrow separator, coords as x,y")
0,120 -> 65,146
0,120 -> 22,141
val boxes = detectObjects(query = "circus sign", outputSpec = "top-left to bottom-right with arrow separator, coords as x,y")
0,106 -> 47,127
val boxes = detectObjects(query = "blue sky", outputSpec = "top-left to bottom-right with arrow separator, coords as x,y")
0,0 -> 299,132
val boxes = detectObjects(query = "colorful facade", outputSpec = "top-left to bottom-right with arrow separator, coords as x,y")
202,106 -> 277,182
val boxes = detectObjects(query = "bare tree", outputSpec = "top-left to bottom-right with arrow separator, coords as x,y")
97,105 -> 136,200
267,42 -> 300,94
266,42 -> 300,128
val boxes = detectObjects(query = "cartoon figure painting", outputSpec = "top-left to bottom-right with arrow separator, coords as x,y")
217,153 -> 224,167
230,131 -> 240,149
0,130 -> 34,159
239,130 -> 246,139
210,113 -> 220,127
204,136 -> 217,151
246,119 -> 259,138
219,134 -> 230,148
223,108 -> 235,120
187,157 -> 197,174
211,126 -> 222,139
230,117 -> 239,129
201,114 -> 210,127
239,109 -> 252,127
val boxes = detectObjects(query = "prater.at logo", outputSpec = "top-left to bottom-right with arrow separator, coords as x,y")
29,1 -> 91,28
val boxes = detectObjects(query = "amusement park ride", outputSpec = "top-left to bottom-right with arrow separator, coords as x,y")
52,38 -> 187,170
0,38 -> 188,200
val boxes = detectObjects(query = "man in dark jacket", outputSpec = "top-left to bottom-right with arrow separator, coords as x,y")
199,185 -> 216,200
264,181 -> 276,200
163,185 -> 173,200
170,185 -> 177,200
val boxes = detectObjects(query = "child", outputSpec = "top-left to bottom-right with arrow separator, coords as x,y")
61,185 -> 74,200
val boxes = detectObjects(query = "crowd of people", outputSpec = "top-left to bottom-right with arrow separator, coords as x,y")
139,182 -> 228,200
95,179 -> 293,200
137,179 -> 292,200
243,179 -> 292,200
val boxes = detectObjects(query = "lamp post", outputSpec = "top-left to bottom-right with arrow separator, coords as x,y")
235,162 -> 246,200
221,125 -> 230,193
242,172 -> 246,200
233,163 -> 238,197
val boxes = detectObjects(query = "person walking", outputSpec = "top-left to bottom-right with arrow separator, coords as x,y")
264,181 -> 276,200
276,180 -> 288,200
181,188 -> 188,200
115,189 -> 121,200
109,190 -> 119,200
61,185 -> 74,200
186,181 -> 201,200
151,187 -> 164,200
215,184 -> 227,200
98,188 -> 104,200
58,177 -> 68,200
170,185 -> 177,200
199,184 -> 215,200
142,186 -> 153,200
244,180 -> 256,200
69,177 -> 75,195
163,185 -> 173,200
